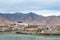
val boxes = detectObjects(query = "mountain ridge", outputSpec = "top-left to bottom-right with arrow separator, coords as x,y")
0,12 -> 60,25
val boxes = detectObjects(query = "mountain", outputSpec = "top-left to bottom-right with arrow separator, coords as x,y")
0,12 -> 44,22
0,13 -> 24,21
41,16 -> 60,25
0,16 -> 11,26
0,12 -> 60,25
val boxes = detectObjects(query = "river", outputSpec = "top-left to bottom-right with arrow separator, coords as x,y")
0,34 -> 60,40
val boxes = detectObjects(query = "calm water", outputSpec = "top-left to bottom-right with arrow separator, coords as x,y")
0,34 -> 60,40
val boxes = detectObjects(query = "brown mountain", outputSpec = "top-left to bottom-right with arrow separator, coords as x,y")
40,16 -> 60,25
0,12 -> 60,25
0,17 -> 9,23
0,16 -> 13,26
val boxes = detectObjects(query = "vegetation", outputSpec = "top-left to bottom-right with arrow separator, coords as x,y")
57,28 -> 60,31
36,28 -> 45,32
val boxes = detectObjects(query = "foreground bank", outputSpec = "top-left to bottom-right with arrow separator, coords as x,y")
0,22 -> 60,35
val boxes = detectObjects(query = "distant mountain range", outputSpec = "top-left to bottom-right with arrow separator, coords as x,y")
0,12 -> 60,25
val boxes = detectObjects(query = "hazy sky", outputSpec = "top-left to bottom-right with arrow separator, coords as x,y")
0,0 -> 60,16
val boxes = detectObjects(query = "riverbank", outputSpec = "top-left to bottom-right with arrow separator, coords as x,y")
16,31 -> 60,36
0,31 -> 16,34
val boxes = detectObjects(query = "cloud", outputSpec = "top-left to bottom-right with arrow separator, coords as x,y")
0,0 -> 60,16
32,10 -> 60,16
0,0 -> 24,4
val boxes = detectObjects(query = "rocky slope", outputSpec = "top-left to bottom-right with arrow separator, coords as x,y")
0,12 -> 60,25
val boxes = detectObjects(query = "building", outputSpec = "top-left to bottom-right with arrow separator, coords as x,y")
8,21 -> 29,31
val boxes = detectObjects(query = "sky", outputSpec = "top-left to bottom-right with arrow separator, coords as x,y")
0,0 -> 60,16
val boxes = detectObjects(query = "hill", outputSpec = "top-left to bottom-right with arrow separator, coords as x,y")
0,12 -> 60,25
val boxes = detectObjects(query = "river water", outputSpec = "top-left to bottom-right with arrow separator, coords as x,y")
0,34 -> 60,40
